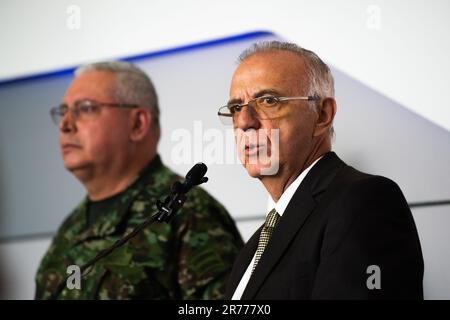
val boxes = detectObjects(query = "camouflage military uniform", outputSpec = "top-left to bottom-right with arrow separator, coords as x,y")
35,155 -> 243,299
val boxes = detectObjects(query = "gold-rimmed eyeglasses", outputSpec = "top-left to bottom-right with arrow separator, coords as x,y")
217,95 -> 320,125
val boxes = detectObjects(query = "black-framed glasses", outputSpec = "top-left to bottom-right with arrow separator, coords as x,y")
217,95 -> 320,125
50,99 -> 138,126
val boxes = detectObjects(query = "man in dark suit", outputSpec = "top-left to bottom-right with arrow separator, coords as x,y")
218,41 -> 424,299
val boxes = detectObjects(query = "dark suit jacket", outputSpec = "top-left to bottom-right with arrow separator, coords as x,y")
226,152 -> 424,299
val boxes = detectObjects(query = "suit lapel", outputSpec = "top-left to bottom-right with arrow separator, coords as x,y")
225,226 -> 261,299
241,152 -> 346,299
241,188 -> 316,299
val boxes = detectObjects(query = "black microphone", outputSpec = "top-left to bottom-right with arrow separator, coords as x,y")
181,162 -> 209,192
162,163 -> 208,221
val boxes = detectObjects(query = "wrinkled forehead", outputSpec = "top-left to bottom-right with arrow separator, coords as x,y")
230,51 -> 309,99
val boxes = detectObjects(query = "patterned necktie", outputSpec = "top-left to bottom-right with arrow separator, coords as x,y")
252,208 -> 280,273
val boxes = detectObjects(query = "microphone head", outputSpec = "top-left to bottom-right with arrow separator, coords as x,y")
185,162 -> 208,186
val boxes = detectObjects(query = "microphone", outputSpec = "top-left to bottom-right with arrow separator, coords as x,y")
177,162 -> 209,193
160,162 -> 208,222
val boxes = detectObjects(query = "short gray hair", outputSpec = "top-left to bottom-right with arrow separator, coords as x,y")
75,61 -> 160,125
238,41 -> 335,137
239,41 -> 334,98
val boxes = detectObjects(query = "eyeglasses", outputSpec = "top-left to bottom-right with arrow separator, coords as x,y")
217,95 -> 320,125
49,99 -> 138,126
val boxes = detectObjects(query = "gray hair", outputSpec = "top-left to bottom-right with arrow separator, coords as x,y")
238,41 -> 335,98
75,61 -> 160,126
238,41 -> 335,137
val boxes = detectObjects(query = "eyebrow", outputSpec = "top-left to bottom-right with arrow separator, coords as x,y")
74,98 -> 96,104
59,98 -> 92,107
227,89 -> 282,105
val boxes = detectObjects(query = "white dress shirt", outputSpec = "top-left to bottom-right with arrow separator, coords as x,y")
231,156 -> 323,300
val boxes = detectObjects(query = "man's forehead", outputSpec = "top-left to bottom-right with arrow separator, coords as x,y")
64,71 -> 116,102
70,70 -> 117,89
230,51 -> 306,98
239,50 -> 305,71
235,51 -> 305,80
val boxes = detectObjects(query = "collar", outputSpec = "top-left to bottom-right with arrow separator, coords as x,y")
72,155 -> 163,243
266,155 -> 323,217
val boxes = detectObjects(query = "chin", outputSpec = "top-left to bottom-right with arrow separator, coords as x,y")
243,161 -> 280,178
62,156 -> 89,173
244,165 -> 262,178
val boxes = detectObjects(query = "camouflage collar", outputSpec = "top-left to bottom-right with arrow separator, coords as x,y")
72,155 -> 163,243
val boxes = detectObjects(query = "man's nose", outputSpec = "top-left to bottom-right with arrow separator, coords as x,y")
59,110 -> 77,133
234,105 -> 260,131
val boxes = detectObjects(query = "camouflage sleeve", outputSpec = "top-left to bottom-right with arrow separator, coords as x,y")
34,216 -> 75,299
174,187 -> 244,299
35,237 -> 58,299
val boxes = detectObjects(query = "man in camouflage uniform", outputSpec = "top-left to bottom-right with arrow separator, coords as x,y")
36,61 -> 243,299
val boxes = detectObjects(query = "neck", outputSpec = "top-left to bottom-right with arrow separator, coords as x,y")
74,151 -> 156,201
261,139 -> 330,202
85,170 -> 139,201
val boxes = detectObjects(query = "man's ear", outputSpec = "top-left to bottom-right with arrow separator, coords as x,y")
313,97 -> 337,137
129,108 -> 152,141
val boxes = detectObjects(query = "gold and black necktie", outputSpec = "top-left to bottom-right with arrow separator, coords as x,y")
252,208 -> 280,273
